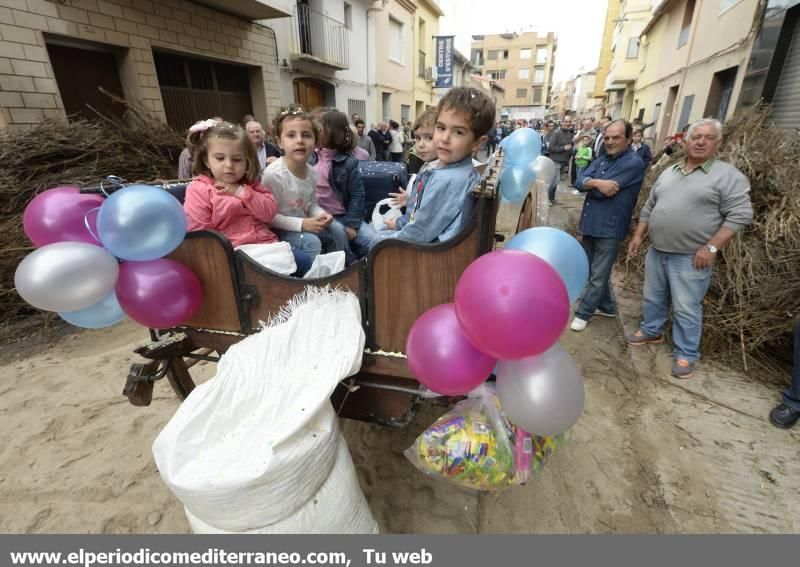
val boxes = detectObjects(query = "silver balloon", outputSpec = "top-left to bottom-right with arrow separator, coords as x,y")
496,343 -> 585,436
15,242 -> 119,312
530,155 -> 557,186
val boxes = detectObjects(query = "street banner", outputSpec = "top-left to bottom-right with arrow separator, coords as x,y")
435,36 -> 455,89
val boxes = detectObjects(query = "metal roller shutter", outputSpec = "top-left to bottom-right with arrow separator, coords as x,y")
771,16 -> 800,129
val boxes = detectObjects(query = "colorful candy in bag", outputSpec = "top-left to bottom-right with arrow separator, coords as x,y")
405,385 -> 567,490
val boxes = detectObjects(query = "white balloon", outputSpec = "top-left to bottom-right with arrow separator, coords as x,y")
496,343 -> 585,436
15,242 -> 119,312
531,155 -> 557,185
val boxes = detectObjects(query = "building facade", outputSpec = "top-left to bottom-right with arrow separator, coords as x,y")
634,0 -> 762,144
0,0 -> 290,133
270,0 -> 376,124
593,0 -> 622,103
412,0 -> 443,117
470,31 -> 557,119
604,0 -> 652,121
373,0 -> 415,124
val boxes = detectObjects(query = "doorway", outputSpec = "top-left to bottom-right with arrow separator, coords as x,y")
704,66 -> 738,121
46,42 -> 126,121
293,78 -> 324,110
661,85 -> 679,137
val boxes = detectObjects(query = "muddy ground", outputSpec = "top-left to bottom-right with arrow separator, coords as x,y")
0,180 -> 798,533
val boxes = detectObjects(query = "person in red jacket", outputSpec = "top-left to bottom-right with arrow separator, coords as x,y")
182,120 -> 312,275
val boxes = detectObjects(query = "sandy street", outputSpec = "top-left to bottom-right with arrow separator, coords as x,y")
1,183 -> 798,533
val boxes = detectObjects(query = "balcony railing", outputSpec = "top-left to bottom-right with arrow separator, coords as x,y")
418,50 -> 426,78
289,3 -> 349,70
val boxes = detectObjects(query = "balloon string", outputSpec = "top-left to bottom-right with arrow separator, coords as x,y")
84,207 -> 102,244
100,175 -> 125,198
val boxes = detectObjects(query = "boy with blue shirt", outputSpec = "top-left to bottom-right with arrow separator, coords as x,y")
371,87 -> 494,247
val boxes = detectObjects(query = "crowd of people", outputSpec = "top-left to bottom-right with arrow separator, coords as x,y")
176,86 -> 495,277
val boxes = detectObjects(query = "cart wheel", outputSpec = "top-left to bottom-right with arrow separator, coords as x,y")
165,356 -> 196,401
515,193 -> 534,234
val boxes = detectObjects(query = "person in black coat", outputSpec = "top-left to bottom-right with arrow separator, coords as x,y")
631,128 -> 653,169
367,124 -> 386,161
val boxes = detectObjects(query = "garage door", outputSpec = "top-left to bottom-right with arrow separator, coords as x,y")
154,52 -> 254,130
771,12 -> 800,129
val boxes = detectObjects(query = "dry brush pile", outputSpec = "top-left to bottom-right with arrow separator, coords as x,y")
0,103 -> 184,332
622,105 -> 800,370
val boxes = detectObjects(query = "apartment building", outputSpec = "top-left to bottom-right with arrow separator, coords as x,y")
593,0 -> 621,102
470,31 -> 557,120
604,0 -> 652,120
412,0 -> 443,116
0,0 -> 290,133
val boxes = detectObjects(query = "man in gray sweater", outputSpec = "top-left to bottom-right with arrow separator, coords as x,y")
625,118 -> 752,379
546,116 -> 575,204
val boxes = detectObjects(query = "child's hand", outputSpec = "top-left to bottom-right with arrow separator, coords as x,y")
389,187 -> 408,207
266,156 -> 278,165
384,218 -> 397,230
318,213 -> 334,226
302,217 -> 327,234
215,183 -> 239,196
345,227 -> 358,241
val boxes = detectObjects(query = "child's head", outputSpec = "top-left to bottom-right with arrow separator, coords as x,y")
413,108 -> 438,163
434,87 -> 496,165
319,109 -> 355,153
632,129 -> 643,143
274,106 -> 318,164
580,135 -> 591,147
190,121 -> 260,184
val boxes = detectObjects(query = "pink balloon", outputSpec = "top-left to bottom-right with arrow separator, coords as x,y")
116,259 -> 202,329
23,186 -> 104,247
454,250 -> 569,360
406,303 -> 496,396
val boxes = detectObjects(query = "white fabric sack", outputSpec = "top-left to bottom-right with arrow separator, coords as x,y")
152,288 -> 365,532
371,198 -> 402,232
303,251 -> 346,279
186,438 -> 379,534
236,241 -> 296,275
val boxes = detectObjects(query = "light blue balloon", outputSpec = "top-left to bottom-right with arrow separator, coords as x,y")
97,184 -> 187,261
503,128 -> 542,166
499,165 -> 535,203
59,290 -> 126,329
505,227 -> 589,303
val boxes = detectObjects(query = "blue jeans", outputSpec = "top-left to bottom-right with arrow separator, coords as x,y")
781,322 -> 800,412
319,219 -> 373,265
639,247 -> 713,362
274,229 -> 322,260
548,160 -> 567,202
575,236 -> 620,321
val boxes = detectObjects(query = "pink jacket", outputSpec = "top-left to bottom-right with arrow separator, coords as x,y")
184,175 -> 278,247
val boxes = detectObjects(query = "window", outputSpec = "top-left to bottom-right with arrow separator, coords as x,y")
679,0 -> 696,48
344,2 -> 352,29
719,0 -> 742,14
516,88 -> 527,99
471,48 -> 484,66
536,47 -> 548,64
487,49 -> 499,60
502,49 -> 509,59
486,69 -> 506,80
678,94 -> 694,130
520,48 -> 532,59
382,92 -> 392,121
389,17 -> 403,63
627,38 -> 639,59
348,98 -> 366,121
518,68 -> 530,79
534,67 -> 545,83
533,86 -> 543,104
401,104 -> 410,122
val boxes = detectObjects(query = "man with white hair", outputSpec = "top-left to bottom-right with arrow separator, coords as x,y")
626,118 -> 753,379
245,120 -> 280,171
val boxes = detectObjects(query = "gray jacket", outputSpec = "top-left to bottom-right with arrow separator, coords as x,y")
548,128 -> 574,162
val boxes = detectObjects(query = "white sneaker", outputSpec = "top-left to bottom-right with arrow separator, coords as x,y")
570,317 -> 588,332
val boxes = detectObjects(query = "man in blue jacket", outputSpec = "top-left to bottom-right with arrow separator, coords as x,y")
570,119 -> 646,332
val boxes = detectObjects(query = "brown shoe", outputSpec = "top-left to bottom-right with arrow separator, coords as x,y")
671,359 -> 695,379
625,329 -> 663,346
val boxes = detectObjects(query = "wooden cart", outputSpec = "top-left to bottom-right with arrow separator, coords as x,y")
119,151 -> 535,427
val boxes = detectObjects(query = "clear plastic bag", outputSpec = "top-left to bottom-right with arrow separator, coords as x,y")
404,385 -> 567,490
371,198 -> 402,232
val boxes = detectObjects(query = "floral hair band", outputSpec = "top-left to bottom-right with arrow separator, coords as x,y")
188,119 -> 219,133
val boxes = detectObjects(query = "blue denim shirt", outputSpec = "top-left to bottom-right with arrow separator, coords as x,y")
576,147 -> 645,240
393,155 -> 479,244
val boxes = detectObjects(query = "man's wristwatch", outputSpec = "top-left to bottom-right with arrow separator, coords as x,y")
706,244 -> 718,254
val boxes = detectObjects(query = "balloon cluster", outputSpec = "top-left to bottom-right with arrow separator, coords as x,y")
16,182 -> 202,330
406,227 -> 590,436
498,128 -> 557,203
